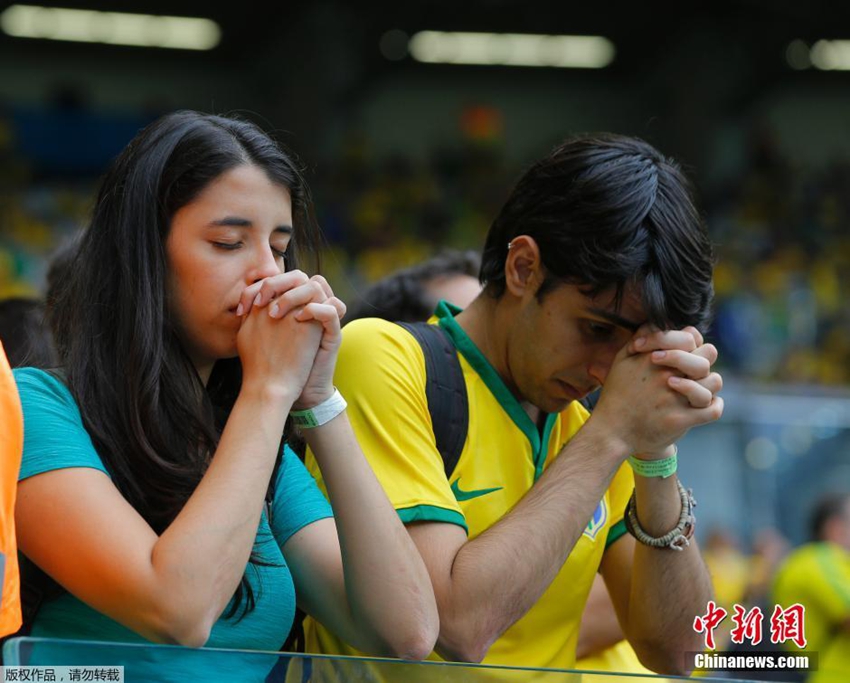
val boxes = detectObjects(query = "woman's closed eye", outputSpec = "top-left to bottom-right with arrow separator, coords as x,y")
211,240 -> 287,263
212,241 -> 243,251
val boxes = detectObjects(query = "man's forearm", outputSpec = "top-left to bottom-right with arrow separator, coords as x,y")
433,424 -> 628,661
626,475 -> 713,674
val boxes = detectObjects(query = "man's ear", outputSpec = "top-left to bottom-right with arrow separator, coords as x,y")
504,235 -> 544,297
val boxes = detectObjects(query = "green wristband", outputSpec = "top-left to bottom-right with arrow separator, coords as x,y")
628,447 -> 678,478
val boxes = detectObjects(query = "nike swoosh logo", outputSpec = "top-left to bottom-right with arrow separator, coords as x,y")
450,478 -> 503,502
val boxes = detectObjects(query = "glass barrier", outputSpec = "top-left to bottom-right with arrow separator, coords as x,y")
2,637 -> 766,683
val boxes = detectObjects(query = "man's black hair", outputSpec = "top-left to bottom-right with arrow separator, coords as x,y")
479,133 -> 715,331
347,249 -> 480,324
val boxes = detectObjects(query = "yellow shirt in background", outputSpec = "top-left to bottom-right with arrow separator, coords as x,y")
772,542 -> 850,683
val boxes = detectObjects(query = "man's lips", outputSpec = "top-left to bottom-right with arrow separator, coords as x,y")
556,380 -> 592,401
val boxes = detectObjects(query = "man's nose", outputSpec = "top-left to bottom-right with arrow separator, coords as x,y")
587,360 -> 609,387
587,345 -> 620,386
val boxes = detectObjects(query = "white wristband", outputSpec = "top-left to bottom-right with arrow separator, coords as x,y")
290,389 -> 347,428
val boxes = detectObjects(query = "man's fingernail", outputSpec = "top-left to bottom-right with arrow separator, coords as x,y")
236,303 -> 244,316
254,293 -> 262,307
669,376 -> 682,385
652,350 -> 666,360
269,302 -> 279,318
634,337 -> 646,349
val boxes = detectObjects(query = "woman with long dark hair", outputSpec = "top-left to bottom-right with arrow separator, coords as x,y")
12,111 -> 438,670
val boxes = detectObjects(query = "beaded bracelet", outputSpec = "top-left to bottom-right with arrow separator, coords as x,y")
624,480 -> 696,552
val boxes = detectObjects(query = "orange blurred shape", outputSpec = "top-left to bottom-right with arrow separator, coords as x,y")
460,105 -> 503,142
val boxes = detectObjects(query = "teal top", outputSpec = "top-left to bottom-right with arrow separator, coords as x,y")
13,367 -> 333,681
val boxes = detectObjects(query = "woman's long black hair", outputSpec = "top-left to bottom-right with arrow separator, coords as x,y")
48,110 -> 322,619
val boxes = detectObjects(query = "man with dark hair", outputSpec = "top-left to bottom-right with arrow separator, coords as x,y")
305,133 -> 722,673
772,494 -> 850,683
346,249 -> 481,324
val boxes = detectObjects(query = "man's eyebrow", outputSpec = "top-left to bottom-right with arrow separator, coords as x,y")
586,307 -> 641,333
208,217 -> 293,234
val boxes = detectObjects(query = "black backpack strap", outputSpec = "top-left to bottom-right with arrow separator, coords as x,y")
579,388 -> 601,413
397,322 -> 468,479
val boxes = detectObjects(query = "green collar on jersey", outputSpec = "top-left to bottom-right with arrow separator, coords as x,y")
434,300 -> 557,480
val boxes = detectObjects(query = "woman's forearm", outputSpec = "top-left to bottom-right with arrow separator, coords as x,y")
149,383 -> 296,644
305,414 -> 439,659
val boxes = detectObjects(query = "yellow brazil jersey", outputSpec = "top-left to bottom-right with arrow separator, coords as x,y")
771,542 -> 850,683
304,302 -> 634,670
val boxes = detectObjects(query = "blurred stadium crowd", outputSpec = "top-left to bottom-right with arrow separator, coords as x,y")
3,107 -> 850,387
2,101 -> 849,683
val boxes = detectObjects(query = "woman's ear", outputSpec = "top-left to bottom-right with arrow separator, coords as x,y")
504,235 -> 544,298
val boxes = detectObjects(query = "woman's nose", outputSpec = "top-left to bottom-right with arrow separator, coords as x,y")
249,246 -> 283,283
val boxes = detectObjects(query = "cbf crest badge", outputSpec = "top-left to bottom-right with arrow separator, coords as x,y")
583,498 -> 608,541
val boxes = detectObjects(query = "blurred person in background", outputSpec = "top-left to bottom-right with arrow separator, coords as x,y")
0,298 -> 56,369
745,528 -> 790,608
10,110 -> 438,676
772,493 -> 850,683
702,526 -> 752,649
345,249 -> 481,323
0,342 -> 23,639
306,133 -> 724,674
44,235 -> 80,317
708,527 -> 794,682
